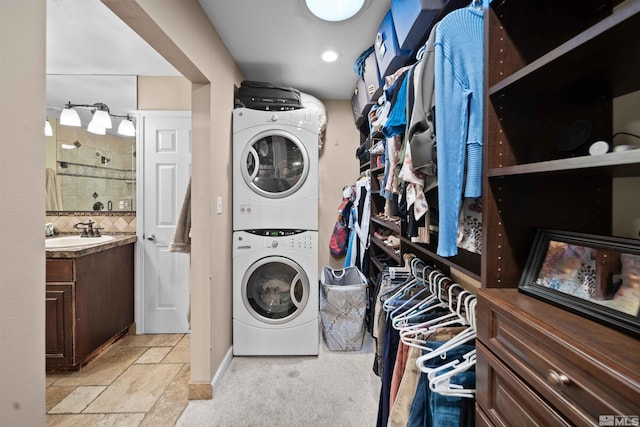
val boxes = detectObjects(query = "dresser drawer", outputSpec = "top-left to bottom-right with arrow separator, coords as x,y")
477,342 -> 571,427
475,404 -> 493,427
478,289 -> 640,426
46,259 -> 74,282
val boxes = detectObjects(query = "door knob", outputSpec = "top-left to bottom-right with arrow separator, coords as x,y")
146,234 -> 156,241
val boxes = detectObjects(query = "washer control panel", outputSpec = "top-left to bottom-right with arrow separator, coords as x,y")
247,229 -> 315,250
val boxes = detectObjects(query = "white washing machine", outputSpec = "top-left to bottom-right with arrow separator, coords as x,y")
233,229 -> 319,356
233,107 -> 319,231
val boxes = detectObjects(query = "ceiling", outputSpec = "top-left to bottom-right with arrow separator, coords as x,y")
46,0 -> 391,121
197,0 -> 391,100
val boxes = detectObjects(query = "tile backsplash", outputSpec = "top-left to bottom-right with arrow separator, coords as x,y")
46,212 -> 136,235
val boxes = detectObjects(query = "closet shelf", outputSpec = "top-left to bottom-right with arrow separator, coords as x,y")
370,256 -> 386,273
371,216 -> 401,233
370,237 -> 401,263
401,237 -> 481,282
486,149 -> 640,178
489,1 -> 640,100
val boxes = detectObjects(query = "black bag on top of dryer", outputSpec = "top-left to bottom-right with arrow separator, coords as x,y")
235,80 -> 304,111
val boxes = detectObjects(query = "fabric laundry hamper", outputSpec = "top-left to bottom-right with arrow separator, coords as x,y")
319,266 -> 368,351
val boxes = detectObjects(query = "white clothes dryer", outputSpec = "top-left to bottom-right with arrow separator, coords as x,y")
233,108 -> 319,231
232,229 -> 318,356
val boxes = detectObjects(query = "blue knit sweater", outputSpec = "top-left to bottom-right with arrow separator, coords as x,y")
434,6 -> 485,257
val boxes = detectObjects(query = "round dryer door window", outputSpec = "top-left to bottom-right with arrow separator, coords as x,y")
242,256 -> 310,324
241,130 -> 310,199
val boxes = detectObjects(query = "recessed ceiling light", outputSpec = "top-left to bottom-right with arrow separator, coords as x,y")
305,0 -> 366,22
322,50 -> 340,63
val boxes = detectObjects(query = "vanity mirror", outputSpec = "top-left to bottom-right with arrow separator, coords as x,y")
45,75 -> 137,212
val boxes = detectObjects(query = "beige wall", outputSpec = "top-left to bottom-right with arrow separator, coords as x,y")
318,100 -> 362,271
0,1 -> 46,426
613,90 -> 640,239
138,76 -> 191,110
103,0 -> 244,398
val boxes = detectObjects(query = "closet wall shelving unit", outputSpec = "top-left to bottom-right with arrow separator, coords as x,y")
477,0 -> 640,425
364,0 -> 482,289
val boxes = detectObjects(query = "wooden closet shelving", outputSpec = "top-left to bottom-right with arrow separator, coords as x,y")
401,237 -> 481,282
487,149 -> 640,177
478,0 -> 640,424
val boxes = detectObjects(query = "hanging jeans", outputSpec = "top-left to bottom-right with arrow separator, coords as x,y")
407,341 -> 475,427
376,314 -> 401,427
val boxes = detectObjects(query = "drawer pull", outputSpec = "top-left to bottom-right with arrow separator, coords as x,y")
547,370 -> 571,387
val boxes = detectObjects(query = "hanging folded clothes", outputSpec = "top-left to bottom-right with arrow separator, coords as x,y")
434,6 -> 485,257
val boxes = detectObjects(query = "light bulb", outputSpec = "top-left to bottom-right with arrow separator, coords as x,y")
322,50 -> 340,62
87,120 -> 106,135
305,0 -> 365,21
91,109 -> 112,129
60,107 -> 81,127
44,119 -> 53,136
117,118 -> 136,137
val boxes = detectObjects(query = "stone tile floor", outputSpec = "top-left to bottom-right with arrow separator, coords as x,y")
46,333 -> 190,426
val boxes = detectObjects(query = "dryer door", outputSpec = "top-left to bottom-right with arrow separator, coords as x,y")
241,129 -> 310,199
242,256 -> 310,324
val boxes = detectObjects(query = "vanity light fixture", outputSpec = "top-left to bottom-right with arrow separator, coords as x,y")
59,103 -> 82,127
305,0 -> 365,21
44,118 -> 53,136
90,105 -> 112,129
56,101 -> 135,136
59,101 -> 112,129
113,114 -> 136,137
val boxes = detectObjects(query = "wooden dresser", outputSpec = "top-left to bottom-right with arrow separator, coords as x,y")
476,289 -> 640,426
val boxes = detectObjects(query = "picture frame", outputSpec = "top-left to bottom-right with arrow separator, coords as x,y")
518,228 -> 640,336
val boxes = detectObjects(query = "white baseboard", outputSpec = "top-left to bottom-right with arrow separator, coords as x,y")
211,346 -> 233,391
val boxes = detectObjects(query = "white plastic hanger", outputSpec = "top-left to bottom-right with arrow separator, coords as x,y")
393,274 -> 459,330
429,349 -> 477,398
399,286 -> 471,341
397,280 -> 469,350
382,257 -> 426,313
415,298 -> 477,373
387,263 -> 438,320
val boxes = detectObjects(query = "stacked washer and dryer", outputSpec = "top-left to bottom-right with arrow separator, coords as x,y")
232,107 -> 320,356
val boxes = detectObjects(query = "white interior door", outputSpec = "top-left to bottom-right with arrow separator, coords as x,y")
139,112 -> 191,333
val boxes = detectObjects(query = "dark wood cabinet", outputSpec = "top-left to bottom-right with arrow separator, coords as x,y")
45,242 -> 135,370
478,0 -> 640,424
478,289 -> 640,426
45,283 -> 73,365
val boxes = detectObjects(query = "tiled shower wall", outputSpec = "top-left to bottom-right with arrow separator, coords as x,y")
53,120 -> 136,211
46,212 -> 136,235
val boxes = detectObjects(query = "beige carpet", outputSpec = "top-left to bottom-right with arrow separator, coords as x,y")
176,336 -> 380,427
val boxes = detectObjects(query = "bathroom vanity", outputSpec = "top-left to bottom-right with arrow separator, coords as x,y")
45,235 -> 136,370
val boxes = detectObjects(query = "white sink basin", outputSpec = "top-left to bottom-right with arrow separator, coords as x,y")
46,235 -> 114,249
